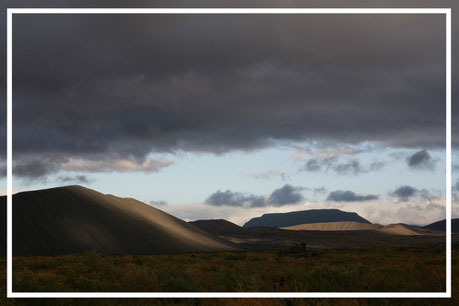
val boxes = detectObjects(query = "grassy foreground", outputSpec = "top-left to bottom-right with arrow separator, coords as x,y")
0,246 -> 457,305
9,247 -> 448,291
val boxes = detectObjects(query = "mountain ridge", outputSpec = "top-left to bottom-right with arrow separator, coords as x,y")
0,185 -> 235,256
189,219 -> 243,235
422,219 -> 459,233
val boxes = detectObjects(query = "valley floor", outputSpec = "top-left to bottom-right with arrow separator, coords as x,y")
5,246 -> 450,292
2,245 -> 459,305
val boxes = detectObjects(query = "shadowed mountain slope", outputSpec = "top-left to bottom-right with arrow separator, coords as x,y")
243,209 -> 371,228
0,186 -> 235,256
422,219 -> 459,233
189,219 -> 243,235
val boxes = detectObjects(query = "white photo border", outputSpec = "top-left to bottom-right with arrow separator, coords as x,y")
6,7 -> 452,299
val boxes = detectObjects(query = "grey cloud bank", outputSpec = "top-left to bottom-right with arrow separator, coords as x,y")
0,2 -> 453,225
5,13 -> 446,169
0,155 -> 173,180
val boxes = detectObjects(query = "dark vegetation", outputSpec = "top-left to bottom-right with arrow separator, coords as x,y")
5,246 -> 447,293
0,245 -> 456,305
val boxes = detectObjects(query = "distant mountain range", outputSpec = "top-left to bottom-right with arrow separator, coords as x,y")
243,209 -> 371,227
0,186 -> 234,256
422,219 -> 459,233
0,186 -> 451,256
192,219 -> 423,237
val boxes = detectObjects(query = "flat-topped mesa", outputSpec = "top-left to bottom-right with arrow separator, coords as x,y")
243,208 -> 371,228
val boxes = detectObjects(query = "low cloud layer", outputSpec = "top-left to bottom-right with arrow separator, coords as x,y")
1,155 -> 174,180
205,184 -> 305,208
302,157 -> 387,176
390,185 -> 434,202
56,175 -> 91,184
149,200 -> 167,207
332,160 -> 363,176
240,170 -> 289,181
11,158 -> 58,180
326,190 -> 379,202
60,156 -> 174,173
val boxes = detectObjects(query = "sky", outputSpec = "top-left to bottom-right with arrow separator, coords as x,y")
1,0 -> 458,226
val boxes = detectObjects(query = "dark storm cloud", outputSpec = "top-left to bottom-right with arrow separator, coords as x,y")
2,12 -> 447,171
267,184 -> 305,206
406,149 -> 435,170
326,190 -> 378,202
390,185 -> 434,202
